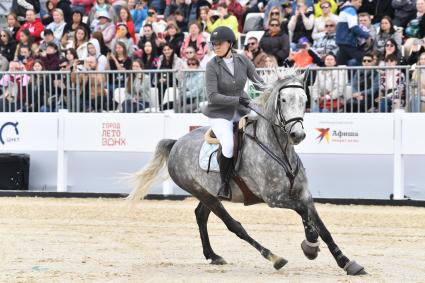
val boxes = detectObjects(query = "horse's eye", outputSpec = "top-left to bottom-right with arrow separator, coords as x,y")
281,98 -> 286,103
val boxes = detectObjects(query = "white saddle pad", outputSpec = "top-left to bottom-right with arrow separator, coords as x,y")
199,141 -> 219,172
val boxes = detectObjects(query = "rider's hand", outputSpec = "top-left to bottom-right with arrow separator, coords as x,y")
239,97 -> 251,107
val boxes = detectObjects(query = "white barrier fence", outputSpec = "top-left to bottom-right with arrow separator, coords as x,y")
0,110 -> 423,199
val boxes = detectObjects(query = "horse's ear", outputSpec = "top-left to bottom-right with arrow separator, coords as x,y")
300,67 -> 310,83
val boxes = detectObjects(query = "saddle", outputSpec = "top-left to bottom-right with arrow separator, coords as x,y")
200,116 -> 264,206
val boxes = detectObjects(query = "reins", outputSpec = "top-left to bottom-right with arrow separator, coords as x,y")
243,84 -> 305,197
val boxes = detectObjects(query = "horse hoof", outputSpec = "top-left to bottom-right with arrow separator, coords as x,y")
301,240 -> 320,260
210,256 -> 227,265
344,260 -> 367,276
273,257 -> 288,270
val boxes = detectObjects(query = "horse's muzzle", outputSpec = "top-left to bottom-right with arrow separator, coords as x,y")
289,131 -> 306,145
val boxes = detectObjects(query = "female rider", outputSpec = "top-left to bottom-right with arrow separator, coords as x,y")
203,26 -> 264,200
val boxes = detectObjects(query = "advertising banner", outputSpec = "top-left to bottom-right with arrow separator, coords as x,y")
64,113 -> 165,152
295,113 -> 394,154
401,113 -> 425,155
163,113 -> 209,139
0,113 -> 58,151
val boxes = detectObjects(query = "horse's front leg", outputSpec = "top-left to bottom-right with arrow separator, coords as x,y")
201,194 -> 288,270
307,203 -> 366,275
295,207 -> 320,260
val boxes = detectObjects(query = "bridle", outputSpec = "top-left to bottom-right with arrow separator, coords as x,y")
243,83 -> 306,198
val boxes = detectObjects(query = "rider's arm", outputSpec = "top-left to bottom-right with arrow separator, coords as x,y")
205,61 -> 239,105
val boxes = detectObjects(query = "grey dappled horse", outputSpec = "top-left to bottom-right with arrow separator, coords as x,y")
129,69 -> 366,276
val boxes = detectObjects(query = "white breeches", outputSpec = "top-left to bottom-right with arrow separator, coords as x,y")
208,110 -> 258,158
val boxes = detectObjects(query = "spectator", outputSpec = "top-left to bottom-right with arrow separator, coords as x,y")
207,3 -> 239,38
39,42 -> 60,70
0,30 -> 18,64
137,24 -> 160,51
141,40 -> 160,70
110,23 -> 134,57
140,7 -> 167,35
53,0 -> 72,24
39,58 -> 69,112
0,61 -> 30,112
157,43 -> 184,107
392,0 -> 416,28
174,10 -> 188,32
266,6 -> 289,35
28,59 -> 49,112
59,32 -> 73,54
166,0 -> 189,19
16,10 -> 45,43
345,52 -> 380,112
91,31 -> 111,56
198,6 -> 210,32
225,0 -> 246,33
38,29 -> 60,53
374,16 -> 402,55
94,11 -> 116,47
122,59 -> 151,112
41,0 -> 55,26
107,41 -> 132,107
64,10 -> 90,40
288,0 -> 314,49
243,36 -> 268,68
311,53 -> 346,112
110,0 -> 128,16
411,51 -> 425,112
314,0 -> 338,17
150,0 -> 166,15
71,56 -> 107,112
11,0 -> 41,23
259,18 -> 290,66
287,37 -> 323,68
117,7 -> 137,43
336,0 -> 370,66
163,22 -> 185,57
73,26 -> 89,59
71,0 -> 93,15
15,29 -> 38,58
85,39 -> 109,72
379,38 -> 405,65
89,0 -> 114,32
312,19 -> 338,58
6,13 -> 21,40
312,1 -> 339,42
130,0 -> 148,33
179,57 -> 204,112
357,12 -> 376,53
181,21 -> 208,61
378,53 -> 405,112
45,9 -> 67,42
200,46 -> 215,69
65,48 -> 79,66
404,0 -> 425,46
262,0 -> 286,28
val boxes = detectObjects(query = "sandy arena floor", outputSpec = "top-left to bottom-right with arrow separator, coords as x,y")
0,197 -> 424,282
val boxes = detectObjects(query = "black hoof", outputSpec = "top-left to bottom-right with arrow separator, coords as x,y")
210,256 -> 227,265
273,257 -> 288,270
344,260 -> 367,276
301,240 -> 320,260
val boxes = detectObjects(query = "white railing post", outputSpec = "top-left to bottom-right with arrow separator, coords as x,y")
57,109 -> 68,192
393,109 -> 405,199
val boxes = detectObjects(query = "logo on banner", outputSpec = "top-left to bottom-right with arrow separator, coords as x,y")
0,121 -> 20,145
316,127 -> 359,144
102,122 -> 126,147
316,128 -> 330,143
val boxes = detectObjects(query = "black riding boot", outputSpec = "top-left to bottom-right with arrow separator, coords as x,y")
217,155 -> 234,200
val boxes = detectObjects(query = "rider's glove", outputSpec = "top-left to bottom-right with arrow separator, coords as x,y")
239,97 -> 251,107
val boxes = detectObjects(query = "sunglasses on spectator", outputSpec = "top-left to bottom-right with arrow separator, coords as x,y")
362,59 -> 373,63
187,62 -> 198,66
247,41 -> 256,45
270,12 -> 280,15
325,24 -> 335,27
270,23 -> 280,27
385,43 -> 395,47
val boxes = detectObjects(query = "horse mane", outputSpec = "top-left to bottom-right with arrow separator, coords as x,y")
254,67 -> 305,106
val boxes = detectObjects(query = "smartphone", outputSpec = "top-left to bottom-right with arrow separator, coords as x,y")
78,59 -> 84,64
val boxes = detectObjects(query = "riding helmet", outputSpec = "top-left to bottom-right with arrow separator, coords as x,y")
210,26 -> 236,44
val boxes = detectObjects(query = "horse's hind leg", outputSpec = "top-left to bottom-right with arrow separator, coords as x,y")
307,204 -> 366,276
201,195 -> 287,270
195,202 -> 227,265
295,208 -> 320,260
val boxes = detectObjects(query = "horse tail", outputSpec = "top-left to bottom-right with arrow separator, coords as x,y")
127,139 -> 177,204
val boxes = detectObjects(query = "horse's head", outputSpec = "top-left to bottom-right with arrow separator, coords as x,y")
257,68 -> 307,145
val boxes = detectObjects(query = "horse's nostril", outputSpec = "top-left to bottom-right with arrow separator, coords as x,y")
290,132 -> 297,138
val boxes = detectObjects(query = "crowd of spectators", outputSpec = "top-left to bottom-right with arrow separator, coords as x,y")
0,0 -> 424,113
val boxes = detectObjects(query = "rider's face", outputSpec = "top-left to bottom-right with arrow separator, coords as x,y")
213,41 -> 231,57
